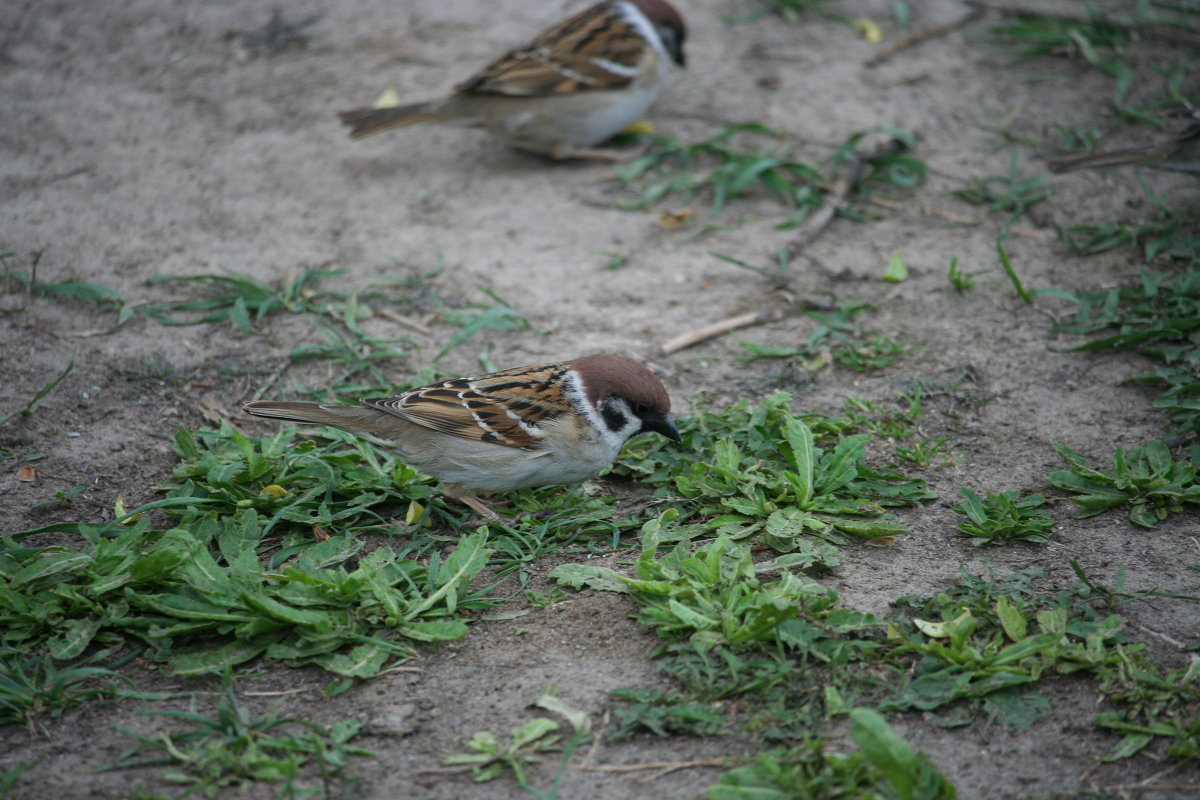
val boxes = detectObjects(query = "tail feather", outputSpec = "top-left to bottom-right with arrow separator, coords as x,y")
242,401 -> 385,430
338,101 -> 448,140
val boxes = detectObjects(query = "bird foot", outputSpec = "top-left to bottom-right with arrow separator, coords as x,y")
442,485 -> 513,526
516,140 -> 651,163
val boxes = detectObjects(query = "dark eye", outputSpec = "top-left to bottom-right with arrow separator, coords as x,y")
633,401 -> 651,416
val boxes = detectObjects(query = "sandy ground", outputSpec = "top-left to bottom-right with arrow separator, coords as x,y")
2,0 -> 1198,797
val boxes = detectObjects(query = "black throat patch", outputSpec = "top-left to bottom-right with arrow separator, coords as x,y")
600,402 -> 627,435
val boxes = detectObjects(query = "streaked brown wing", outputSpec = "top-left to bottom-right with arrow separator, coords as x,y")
362,363 -> 574,448
456,4 -> 649,97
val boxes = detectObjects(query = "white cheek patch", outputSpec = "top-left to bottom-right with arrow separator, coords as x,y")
566,372 -> 645,450
616,1 -> 672,65
563,370 -> 606,433
600,397 -> 644,443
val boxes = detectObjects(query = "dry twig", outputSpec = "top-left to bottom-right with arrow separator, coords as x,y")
660,309 -> 784,356
786,138 -> 906,259
377,307 -> 433,335
1134,624 -> 1188,650
867,8 -> 984,66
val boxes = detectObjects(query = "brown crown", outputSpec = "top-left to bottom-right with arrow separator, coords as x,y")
567,353 -> 671,413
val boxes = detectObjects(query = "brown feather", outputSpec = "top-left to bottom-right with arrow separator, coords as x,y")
365,363 -> 575,448
455,2 -> 653,97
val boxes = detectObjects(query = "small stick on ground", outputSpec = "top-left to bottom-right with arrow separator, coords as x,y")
579,709 -> 610,767
413,765 -> 475,776
377,307 -> 433,335
786,138 -> 906,260
660,309 -> 784,356
866,7 -> 984,66
1134,624 -> 1188,650
1105,761 -> 1187,791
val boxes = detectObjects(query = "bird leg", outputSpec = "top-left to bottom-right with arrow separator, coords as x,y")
514,139 -> 651,163
441,483 -> 506,524
551,140 -> 652,163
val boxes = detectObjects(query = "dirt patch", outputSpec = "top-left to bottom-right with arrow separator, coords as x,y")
3,0 -> 1198,798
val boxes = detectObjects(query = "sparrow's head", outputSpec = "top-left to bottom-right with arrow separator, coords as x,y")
569,353 -> 680,443
630,0 -> 687,67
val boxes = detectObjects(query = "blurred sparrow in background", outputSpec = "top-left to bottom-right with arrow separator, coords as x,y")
243,354 -> 679,521
338,0 -> 686,161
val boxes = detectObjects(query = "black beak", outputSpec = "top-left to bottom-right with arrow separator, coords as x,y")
642,412 -> 680,442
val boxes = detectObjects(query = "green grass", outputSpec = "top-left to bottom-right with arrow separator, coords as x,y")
104,679 -> 371,798
615,124 -> 924,225
705,711 -> 955,800
981,7 -> 1196,126
1058,196 -> 1200,266
137,266 -> 347,332
3,510 -> 497,678
951,155 -> 1051,302
881,565 -> 1150,733
895,437 -> 952,468
553,521 -> 889,742
953,154 -> 1051,223
607,686 -> 727,739
2,248 -> 126,319
737,297 -> 915,373
0,645 -> 129,727
616,391 -> 935,549
952,488 -> 1056,546
1093,651 -> 1200,761
445,718 -> 561,784
1056,265 -> 1200,436
1048,441 -> 1200,527
549,531 -> 1193,796
0,349 -> 75,427
553,520 -> 845,651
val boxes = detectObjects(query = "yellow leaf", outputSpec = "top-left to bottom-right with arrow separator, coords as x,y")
855,17 -> 884,43
260,484 -> 288,499
405,499 -> 428,526
803,349 -> 831,372
657,209 -> 694,229
115,493 -> 143,525
373,88 -> 401,109
620,120 -> 655,135
913,618 -> 948,638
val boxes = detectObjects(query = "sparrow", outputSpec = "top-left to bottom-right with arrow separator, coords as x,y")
337,0 -> 687,161
1047,106 -> 1200,175
242,354 -> 680,521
